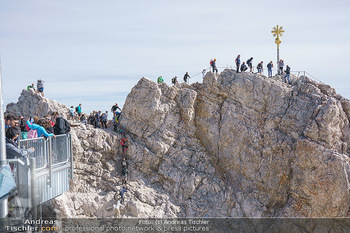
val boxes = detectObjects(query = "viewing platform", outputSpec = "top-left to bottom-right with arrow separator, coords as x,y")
7,134 -> 73,215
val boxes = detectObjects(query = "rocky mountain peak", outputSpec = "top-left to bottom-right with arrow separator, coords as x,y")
6,69 -> 350,218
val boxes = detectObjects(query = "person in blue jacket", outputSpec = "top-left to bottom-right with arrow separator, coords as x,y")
235,55 -> 241,73
267,61 -> 273,77
27,119 -> 55,138
240,62 -> 248,72
119,187 -> 128,204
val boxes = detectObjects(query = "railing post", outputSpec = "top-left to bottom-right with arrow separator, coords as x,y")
0,56 -> 8,218
30,157 -> 37,220
48,138 -> 52,187
69,134 -> 74,179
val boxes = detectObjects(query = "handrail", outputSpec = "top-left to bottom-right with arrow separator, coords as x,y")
7,159 -> 26,166
180,65 -> 322,86
7,133 -> 74,210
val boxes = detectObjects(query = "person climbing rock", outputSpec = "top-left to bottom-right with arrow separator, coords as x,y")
122,176 -> 128,185
122,167 -> 129,181
284,65 -> 291,84
246,57 -> 253,72
122,157 -> 129,169
183,72 -> 190,83
111,103 -> 122,118
119,187 -> 127,204
120,125 -> 126,137
120,137 -> 128,155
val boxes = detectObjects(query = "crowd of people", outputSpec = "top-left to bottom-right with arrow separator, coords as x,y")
67,103 -> 122,130
4,112 -> 71,159
232,56 -> 291,83
157,56 -> 292,86
5,99 -> 129,205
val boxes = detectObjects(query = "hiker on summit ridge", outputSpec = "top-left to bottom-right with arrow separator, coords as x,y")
76,104 -> 82,117
101,112 -> 108,129
240,62 -> 248,72
284,65 -> 291,84
257,61 -> 263,75
27,83 -> 35,92
246,57 -> 253,72
235,55 -> 241,73
171,76 -> 178,85
69,106 -> 74,120
202,69 -> 206,78
183,72 -> 190,83
267,61 -> 273,77
37,79 -> 44,97
210,59 -> 218,74
278,59 -> 284,75
157,76 -> 164,84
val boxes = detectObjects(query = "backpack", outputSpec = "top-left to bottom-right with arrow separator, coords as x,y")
37,81 -> 43,89
55,117 -> 70,134
27,129 -> 38,139
75,106 -> 79,112
64,118 -> 71,133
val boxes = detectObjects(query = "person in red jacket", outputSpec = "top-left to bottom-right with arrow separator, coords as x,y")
120,137 -> 128,155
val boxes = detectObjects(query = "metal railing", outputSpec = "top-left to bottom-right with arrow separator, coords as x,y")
185,65 -> 322,85
7,134 -> 73,208
18,135 -> 71,170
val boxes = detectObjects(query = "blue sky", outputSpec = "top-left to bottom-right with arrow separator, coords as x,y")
1,0 -> 350,116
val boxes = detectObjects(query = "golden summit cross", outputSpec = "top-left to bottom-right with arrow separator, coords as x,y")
271,25 -> 284,45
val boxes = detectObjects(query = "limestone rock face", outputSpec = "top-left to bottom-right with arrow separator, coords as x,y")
120,71 -> 350,217
6,70 -> 350,218
52,124 -> 180,218
6,89 -> 69,118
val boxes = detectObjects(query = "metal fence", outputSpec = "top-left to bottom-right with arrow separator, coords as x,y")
188,66 -> 322,85
8,134 -> 73,209
18,134 -> 71,170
